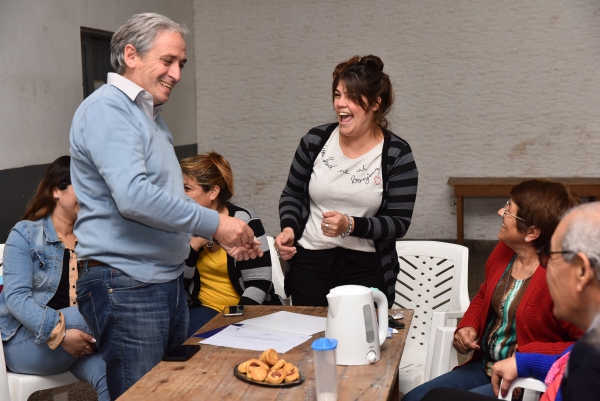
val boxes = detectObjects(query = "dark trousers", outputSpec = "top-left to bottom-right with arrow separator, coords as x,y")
422,387 -> 496,401
286,246 -> 388,306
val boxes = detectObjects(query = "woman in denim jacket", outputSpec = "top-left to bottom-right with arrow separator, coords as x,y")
0,156 -> 108,400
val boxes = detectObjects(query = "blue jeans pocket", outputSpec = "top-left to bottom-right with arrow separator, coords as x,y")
75,291 -> 101,340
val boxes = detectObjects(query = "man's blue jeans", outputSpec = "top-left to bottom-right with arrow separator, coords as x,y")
402,360 -> 495,401
76,265 -> 189,400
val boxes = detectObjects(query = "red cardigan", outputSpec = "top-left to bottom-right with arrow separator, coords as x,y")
457,241 -> 583,362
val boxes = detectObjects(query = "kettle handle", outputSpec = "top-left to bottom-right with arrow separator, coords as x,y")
371,289 -> 389,346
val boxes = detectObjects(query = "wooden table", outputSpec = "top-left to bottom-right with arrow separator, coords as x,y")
117,305 -> 413,401
448,177 -> 600,244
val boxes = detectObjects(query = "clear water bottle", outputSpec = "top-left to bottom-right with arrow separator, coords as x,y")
311,338 -> 338,401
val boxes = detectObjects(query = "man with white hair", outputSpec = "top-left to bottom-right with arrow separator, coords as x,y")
422,202 -> 600,401
70,13 -> 262,399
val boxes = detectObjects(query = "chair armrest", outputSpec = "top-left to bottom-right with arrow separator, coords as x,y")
497,378 -> 547,400
439,310 -> 465,321
425,310 -> 464,381
427,326 -> 459,380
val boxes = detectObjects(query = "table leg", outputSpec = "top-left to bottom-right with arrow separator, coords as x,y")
388,369 -> 399,401
456,196 -> 464,245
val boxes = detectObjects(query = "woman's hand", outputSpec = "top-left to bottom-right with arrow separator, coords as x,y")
321,211 -> 350,237
221,238 -> 263,261
61,329 -> 97,358
275,228 -> 296,261
190,236 -> 209,252
453,326 -> 480,354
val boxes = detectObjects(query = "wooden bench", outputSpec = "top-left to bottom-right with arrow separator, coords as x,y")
447,177 -> 600,244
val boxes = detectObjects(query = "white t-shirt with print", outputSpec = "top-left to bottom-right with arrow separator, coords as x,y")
298,127 -> 383,252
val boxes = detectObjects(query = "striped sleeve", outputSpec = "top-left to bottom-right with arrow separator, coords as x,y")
232,206 -> 273,305
352,136 -> 418,240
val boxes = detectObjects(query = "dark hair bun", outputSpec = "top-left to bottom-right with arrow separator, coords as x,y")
363,55 -> 384,73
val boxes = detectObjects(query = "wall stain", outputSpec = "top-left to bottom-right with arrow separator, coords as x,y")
253,181 -> 268,194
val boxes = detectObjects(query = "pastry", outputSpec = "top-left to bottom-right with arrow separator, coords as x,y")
237,360 -> 250,373
283,362 -> 295,375
246,359 -> 268,370
259,348 -> 279,367
265,369 -> 286,384
270,359 -> 286,371
249,365 -> 268,382
284,368 -> 300,382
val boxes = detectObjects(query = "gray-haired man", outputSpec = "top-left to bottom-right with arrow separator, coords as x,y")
70,13 -> 261,398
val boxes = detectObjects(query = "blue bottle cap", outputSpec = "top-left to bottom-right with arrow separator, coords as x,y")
311,338 -> 338,351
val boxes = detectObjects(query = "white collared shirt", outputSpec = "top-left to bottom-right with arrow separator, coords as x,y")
106,72 -> 163,121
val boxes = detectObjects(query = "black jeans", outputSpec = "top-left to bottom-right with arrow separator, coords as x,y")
286,245 -> 387,306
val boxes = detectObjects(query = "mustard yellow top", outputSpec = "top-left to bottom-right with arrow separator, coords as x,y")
197,247 -> 240,312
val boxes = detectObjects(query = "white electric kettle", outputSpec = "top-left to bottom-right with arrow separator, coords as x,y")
325,285 -> 388,365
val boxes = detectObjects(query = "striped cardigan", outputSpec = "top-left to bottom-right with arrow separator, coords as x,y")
279,123 -> 418,306
184,204 -> 280,306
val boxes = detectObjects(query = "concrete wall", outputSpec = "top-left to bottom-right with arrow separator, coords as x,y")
0,0 -> 197,170
193,0 -> 600,240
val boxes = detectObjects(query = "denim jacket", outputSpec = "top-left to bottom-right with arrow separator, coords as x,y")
0,215 -> 65,344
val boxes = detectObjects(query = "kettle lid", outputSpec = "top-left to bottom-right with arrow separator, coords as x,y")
311,338 -> 338,351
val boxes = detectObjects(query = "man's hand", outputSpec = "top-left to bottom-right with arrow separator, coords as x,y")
213,215 -> 254,248
275,228 -> 296,261
221,238 -> 263,261
491,356 -> 518,398
453,326 -> 480,354
61,329 -> 97,358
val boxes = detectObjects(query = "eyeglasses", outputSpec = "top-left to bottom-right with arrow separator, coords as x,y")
536,244 -> 576,268
502,200 -> 527,223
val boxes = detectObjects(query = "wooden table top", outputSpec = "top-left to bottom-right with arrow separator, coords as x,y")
447,177 -> 600,186
117,305 -> 413,401
447,177 -> 600,197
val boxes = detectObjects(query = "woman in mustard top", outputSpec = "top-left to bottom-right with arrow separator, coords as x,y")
181,152 -> 281,337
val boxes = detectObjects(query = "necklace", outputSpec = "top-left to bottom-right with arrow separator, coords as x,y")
501,255 -> 537,308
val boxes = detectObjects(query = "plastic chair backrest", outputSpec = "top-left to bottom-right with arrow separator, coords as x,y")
266,236 -> 287,301
394,241 -> 470,368
0,243 -> 4,291
0,328 -> 10,401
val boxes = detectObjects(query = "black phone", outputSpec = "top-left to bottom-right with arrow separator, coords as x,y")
388,316 -> 405,329
223,305 -> 244,316
162,345 -> 201,362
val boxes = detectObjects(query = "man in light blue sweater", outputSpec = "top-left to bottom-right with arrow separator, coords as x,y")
69,13 -> 261,399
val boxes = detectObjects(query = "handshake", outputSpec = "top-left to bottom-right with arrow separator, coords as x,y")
211,214 -> 264,261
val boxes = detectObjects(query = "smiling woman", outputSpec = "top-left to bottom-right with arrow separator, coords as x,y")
275,55 -> 419,308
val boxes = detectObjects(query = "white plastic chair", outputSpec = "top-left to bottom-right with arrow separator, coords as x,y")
0,243 -> 4,290
394,240 -> 470,394
498,377 -> 547,401
0,243 -> 79,401
266,236 -> 289,303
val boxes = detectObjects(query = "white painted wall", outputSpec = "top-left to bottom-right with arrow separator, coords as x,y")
0,0 -> 196,170
193,0 -> 600,240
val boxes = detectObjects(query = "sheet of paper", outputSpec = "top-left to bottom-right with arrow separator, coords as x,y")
239,311 -> 327,336
199,325 -> 311,353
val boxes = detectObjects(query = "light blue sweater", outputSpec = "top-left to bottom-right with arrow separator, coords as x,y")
70,83 -> 219,283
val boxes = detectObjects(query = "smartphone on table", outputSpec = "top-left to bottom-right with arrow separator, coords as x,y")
223,305 -> 244,316
162,345 -> 201,362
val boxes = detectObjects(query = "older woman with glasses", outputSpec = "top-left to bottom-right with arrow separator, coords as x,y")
402,179 -> 583,401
